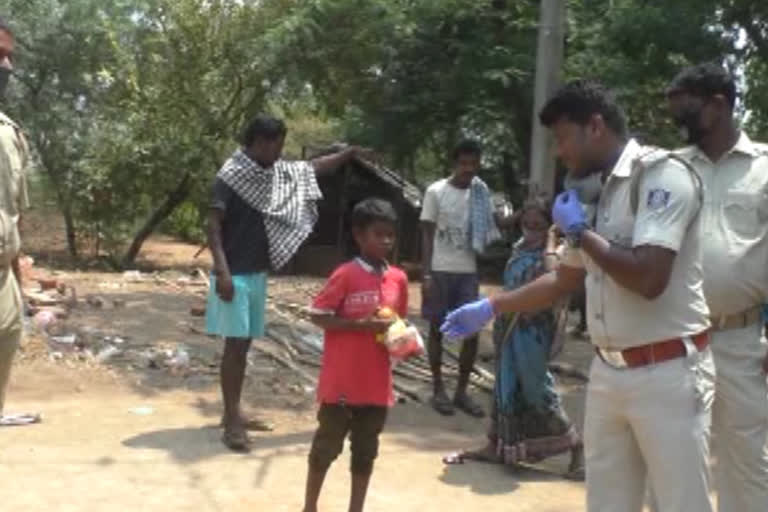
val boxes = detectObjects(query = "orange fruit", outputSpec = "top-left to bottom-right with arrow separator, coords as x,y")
377,307 -> 396,319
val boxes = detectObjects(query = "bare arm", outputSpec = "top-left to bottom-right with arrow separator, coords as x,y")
420,221 -> 435,277
490,264 -> 586,314
207,209 -> 230,278
580,230 -> 675,300
310,313 -> 392,334
310,146 -> 365,178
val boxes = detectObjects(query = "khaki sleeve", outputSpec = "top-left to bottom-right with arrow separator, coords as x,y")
0,126 -> 18,216
632,159 -> 699,252
17,131 -> 30,210
560,243 -> 585,269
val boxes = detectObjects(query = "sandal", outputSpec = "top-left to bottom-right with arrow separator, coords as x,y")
222,428 -> 251,453
431,392 -> 455,416
220,416 -> 274,432
453,394 -> 486,418
442,446 -> 500,465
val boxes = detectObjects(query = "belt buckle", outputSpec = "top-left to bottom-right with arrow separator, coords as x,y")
597,348 -> 628,369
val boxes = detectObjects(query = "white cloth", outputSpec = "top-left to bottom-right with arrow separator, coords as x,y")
420,178 -> 476,273
584,348 -> 715,512
710,323 -> 768,512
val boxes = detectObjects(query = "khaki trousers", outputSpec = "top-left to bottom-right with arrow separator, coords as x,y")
710,323 -> 768,512
0,326 -> 21,414
585,344 -> 715,512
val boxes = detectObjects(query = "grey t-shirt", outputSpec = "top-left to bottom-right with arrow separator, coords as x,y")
211,178 -> 270,275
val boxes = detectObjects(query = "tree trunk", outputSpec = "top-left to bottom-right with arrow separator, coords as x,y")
62,203 -> 78,259
120,173 -> 192,268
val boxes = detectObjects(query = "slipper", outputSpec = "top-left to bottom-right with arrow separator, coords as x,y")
430,393 -> 455,416
222,429 -> 251,453
0,413 -> 42,427
453,394 -> 486,418
220,416 -> 274,432
442,448 -> 500,465
442,452 -> 465,465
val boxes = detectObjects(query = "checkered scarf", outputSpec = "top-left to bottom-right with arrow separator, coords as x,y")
217,149 -> 322,270
468,177 -> 501,253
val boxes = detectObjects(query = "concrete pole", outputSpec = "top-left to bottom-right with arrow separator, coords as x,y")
528,0 -> 565,198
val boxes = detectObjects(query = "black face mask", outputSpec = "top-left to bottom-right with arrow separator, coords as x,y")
0,68 -> 10,99
673,105 -> 706,144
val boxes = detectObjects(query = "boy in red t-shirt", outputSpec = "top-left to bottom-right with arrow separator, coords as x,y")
302,198 -> 408,512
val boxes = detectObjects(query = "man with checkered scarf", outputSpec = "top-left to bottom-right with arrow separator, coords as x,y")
206,115 -> 365,451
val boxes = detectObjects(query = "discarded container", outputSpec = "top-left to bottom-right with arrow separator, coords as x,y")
168,345 -> 191,369
38,278 -> 58,291
96,345 -> 121,363
50,334 -> 77,345
33,310 -> 57,332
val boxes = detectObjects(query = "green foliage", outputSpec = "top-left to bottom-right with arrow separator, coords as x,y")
3,0 -> 768,268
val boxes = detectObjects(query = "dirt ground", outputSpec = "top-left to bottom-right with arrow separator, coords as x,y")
0,205 -> 598,511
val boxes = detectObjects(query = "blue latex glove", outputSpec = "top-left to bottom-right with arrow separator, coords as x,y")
552,189 -> 588,235
440,298 -> 495,339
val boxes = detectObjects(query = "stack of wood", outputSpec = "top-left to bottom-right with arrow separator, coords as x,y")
257,298 -> 497,404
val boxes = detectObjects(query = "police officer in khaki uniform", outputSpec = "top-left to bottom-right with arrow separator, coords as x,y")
0,18 -> 30,418
441,80 -> 715,512
667,63 -> 768,512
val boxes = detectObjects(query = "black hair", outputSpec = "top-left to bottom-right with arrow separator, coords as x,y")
519,195 -> 552,225
350,198 -> 398,231
452,139 -> 482,161
668,62 -> 737,109
539,80 -> 628,137
0,18 -> 12,37
240,115 -> 287,146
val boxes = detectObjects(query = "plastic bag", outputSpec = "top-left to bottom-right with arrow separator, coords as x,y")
379,320 -> 425,361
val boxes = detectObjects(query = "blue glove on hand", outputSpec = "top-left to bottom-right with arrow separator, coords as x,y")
440,298 -> 495,339
552,189 -> 587,235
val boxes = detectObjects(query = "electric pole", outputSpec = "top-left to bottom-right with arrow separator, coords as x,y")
528,0 -> 565,198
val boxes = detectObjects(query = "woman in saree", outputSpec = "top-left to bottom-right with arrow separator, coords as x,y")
443,197 -> 584,480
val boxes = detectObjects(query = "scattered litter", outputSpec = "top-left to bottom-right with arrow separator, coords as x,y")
50,334 -> 77,345
129,406 -> 154,416
122,270 -> 143,282
0,412 -> 42,426
33,310 -> 57,332
96,345 -> 122,363
86,295 -> 105,309
38,278 -> 58,291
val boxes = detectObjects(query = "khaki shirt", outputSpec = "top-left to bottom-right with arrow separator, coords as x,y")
674,132 -> 768,318
0,111 -> 29,333
562,139 -> 710,349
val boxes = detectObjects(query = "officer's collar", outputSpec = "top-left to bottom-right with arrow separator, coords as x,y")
607,138 -> 642,178
685,131 -> 758,162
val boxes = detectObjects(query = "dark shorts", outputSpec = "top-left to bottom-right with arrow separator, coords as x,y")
421,271 -> 480,325
308,404 -> 388,475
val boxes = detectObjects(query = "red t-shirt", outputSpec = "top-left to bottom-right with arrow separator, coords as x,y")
311,258 -> 409,407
